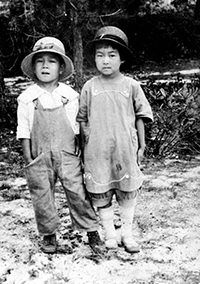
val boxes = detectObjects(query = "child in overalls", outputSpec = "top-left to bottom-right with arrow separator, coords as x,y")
17,36 -> 102,254
77,26 -> 153,253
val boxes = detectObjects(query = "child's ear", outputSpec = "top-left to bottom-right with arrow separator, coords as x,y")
33,66 -> 37,76
59,64 -> 65,75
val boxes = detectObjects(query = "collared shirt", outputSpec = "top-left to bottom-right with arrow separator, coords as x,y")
17,82 -> 80,139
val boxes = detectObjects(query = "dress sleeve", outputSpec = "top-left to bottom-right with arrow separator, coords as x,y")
132,80 -> 153,123
76,80 -> 90,122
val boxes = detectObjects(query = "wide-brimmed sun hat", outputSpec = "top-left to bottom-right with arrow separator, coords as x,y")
85,26 -> 133,67
21,36 -> 74,81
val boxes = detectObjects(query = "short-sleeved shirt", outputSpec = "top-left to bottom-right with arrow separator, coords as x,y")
77,75 -> 153,194
17,82 -> 80,139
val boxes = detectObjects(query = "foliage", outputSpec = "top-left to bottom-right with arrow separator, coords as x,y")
1,0 -> 200,76
3,0 -> 69,76
116,9 -> 200,65
0,84 -> 18,129
143,76 -> 200,157
1,75 -> 200,158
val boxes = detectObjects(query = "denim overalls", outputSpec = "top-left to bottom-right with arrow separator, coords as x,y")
25,98 -> 98,235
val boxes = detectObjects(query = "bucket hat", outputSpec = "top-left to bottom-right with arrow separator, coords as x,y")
85,26 -> 133,67
21,36 -> 74,81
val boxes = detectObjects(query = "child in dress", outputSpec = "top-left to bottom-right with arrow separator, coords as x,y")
77,26 -> 153,252
17,36 -> 102,254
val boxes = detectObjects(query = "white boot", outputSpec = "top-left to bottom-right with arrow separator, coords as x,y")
120,202 -> 140,253
98,206 -> 118,249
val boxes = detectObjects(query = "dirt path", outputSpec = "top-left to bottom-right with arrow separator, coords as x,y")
0,147 -> 200,284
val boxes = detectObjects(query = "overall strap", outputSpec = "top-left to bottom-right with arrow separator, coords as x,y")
32,98 -> 39,109
32,98 -> 45,110
61,96 -> 69,106
33,97 -> 69,110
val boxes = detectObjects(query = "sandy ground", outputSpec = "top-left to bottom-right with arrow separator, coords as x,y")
1,69 -> 200,284
0,154 -> 200,284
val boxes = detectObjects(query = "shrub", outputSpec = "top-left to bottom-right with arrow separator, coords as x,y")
144,76 -> 200,157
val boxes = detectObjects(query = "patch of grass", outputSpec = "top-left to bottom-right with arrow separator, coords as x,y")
1,187 -> 25,201
0,182 -> 11,191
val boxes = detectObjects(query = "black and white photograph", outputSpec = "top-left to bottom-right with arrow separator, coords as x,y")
0,0 -> 200,283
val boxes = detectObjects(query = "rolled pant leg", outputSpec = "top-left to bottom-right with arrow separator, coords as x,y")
25,153 -> 60,235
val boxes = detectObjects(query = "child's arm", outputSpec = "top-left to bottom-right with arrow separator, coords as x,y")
20,138 -> 33,165
79,121 -> 87,160
135,118 -> 145,167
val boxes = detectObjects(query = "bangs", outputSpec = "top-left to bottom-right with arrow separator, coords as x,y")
95,41 -> 118,51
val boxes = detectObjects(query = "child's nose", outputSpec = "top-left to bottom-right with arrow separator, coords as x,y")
103,56 -> 109,63
42,60 -> 48,67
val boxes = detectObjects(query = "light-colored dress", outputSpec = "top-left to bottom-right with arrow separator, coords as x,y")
77,75 -> 153,194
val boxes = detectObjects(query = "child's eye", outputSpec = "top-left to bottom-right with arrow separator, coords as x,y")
35,59 -> 43,63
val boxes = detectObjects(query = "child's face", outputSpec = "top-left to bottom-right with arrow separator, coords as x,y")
33,52 -> 64,84
95,45 -> 124,78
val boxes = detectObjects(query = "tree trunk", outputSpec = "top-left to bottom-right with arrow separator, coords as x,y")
194,0 -> 200,19
0,62 -> 5,127
70,7 -> 84,92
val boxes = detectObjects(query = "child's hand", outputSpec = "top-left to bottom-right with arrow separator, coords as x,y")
75,135 -> 81,157
25,158 -> 33,165
137,148 -> 144,168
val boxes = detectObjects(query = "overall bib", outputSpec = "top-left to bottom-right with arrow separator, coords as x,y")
25,99 -> 98,235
